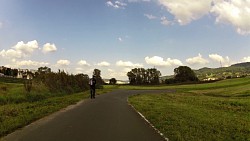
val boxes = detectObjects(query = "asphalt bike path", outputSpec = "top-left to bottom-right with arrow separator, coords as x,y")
2,90 -> 170,141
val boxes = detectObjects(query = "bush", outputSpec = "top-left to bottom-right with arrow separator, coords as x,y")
34,71 -> 89,94
165,78 -> 176,84
24,80 -> 32,93
1,86 -> 7,91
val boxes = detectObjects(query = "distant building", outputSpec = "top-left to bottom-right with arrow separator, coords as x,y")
17,69 -> 36,79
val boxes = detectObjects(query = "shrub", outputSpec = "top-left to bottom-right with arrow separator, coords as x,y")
24,80 -> 32,93
1,86 -> 7,91
34,71 -> 89,94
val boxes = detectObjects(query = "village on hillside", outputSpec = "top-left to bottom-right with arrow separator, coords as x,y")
0,66 -> 37,79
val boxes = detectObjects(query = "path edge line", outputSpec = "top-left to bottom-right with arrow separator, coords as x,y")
127,98 -> 169,141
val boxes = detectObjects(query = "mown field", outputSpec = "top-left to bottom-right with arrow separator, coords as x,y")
0,80 -> 114,138
128,77 -> 250,141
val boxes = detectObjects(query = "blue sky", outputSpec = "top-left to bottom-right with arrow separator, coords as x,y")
1,0 -> 250,80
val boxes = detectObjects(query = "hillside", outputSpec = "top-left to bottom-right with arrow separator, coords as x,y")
194,62 -> 250,81
161,62 -> 250,81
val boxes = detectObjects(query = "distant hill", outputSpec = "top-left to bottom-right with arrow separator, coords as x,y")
231,62 -> 250,68
161,62 -> 250,81
194,62 -> 250,81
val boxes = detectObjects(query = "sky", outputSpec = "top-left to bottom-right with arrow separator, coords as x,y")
1,0 -> 250,80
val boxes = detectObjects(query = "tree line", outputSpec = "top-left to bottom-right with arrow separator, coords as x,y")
127,68 -> 161,85
0,67 -> 18,77
127,66 -> 199,85
33,67 -> 105,94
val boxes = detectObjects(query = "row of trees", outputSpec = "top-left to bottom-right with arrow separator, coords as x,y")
127,66 -> 199,85
32,67 -> 104,94
0,67 -> 18,77
127,68 -> 161,85
35,70 -> 89,94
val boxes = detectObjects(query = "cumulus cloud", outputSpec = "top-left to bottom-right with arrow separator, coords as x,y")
57,59 -> 70,66
107,68 -> 130,78
0,49 -> 22,59
156,0 -> 250,35
43,43 -> 57,53
116,60 -> 143,68
158,0 -> 211,25
12,40 -> 39,56
145,56 -> 183,67
211,0 -> 250,35
242,56 -> 250,62
106,1 -> 127,9
186,54 -> 209,65
209,53 -> 230,67
0,40 -> 40,59
15,60 -> 49,67
97,61 -> 110,67
77,60 -> 90,66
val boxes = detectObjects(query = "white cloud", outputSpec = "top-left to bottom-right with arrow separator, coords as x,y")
0,22 -> 3,29
12,40 -> 39,56
186,54 -> 209,65
209,54 -> 224,62
57,59 -> 70,66
144,14 -> 157,20
106,1 -> 127,9
157,0 -> 250,34
15,60 -> 49,67
242,56 -> 250,62
145,56 -> 183,67
43,43 -> 57,53
107,68 -> 129,78
0,49 -> 22,59
118,37 -> 123,42
97,61 -> 110,67
77,60 -> 90,66
158,0 -> 211,25
161,16 -> 171,26
211,0 -> 250,35
209,53 -> 230,67
116,60 -> 143,68
128,0 -> 151,2
75,67 -> 92,74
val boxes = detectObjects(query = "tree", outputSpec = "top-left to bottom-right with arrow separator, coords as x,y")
127,68 -> 161,85
38,66 -> 51,74
109,78 -> 117,85
127,71 -> 136,85
174,66 -> 199,82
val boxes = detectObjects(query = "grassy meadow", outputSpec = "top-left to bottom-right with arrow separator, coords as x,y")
1,77 -> 250,140
128,77 -> 250,141
0,80 -> 115,138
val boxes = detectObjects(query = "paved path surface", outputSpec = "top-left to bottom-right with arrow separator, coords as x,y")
2,90 -> 169,141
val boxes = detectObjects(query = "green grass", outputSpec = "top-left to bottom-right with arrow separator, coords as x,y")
0,82 -> 114,138
0,93 -> 84,137
128,77 -> 250,141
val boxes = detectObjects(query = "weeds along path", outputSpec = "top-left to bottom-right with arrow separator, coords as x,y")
2,89 -> 172,141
